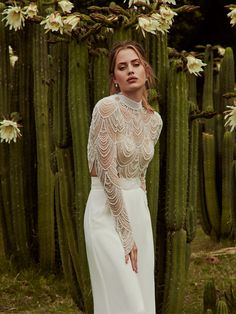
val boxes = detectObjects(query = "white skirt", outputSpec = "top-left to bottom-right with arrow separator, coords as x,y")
84,177 -> 155,314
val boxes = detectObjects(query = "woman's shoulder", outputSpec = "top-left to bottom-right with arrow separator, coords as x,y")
146,109 -> 163,126
93,95 -> 120,118
153,110 -> 163,125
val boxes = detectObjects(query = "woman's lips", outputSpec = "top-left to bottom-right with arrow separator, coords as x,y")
127,77 -> 138,83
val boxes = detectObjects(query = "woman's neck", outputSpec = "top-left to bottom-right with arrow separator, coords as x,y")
120,90 -> 143,102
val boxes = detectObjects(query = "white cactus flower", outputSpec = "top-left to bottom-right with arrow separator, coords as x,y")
63,14 -> 80,31
9,46 -> 18,67
136,15 -> 159,37
127,0 -> 150,8
159,5 -> 177,21
24,2 -> 38,18
161,0 -> 176,5
40,12 -> 64,34
0,119 -> 22,143
2,5 -> 25,31
224,102 -> 236,132
218,47 -> 225,56
186,55 -> 207,76
58,0 -> 74,13
227,7 -> 236,27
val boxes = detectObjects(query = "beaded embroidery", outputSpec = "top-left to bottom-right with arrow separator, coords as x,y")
87,94 -> 163,255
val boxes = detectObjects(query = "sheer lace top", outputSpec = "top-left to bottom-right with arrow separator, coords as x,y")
87,94 -> 163,255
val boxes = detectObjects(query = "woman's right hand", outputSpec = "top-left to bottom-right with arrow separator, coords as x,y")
125,243 -> 138,273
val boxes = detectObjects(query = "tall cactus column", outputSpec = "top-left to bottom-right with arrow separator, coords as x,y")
200,46 -> 236,241
68,39 -> 93,313
32,24 -> 55,269
161,59 -> 189,314
0,16 -> 15,258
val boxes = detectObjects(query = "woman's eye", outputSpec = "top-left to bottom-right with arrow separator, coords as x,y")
119,66 -> 126,70
133,63 -> 140,67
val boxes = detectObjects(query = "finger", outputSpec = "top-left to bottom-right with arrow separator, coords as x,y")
130,250 -> 137,273
134,248 -> 138,273
133,248 -> 138,273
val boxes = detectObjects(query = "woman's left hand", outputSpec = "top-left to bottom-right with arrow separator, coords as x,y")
125,242 -> 138,273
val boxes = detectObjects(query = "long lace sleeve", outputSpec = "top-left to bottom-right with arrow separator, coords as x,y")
88,99 -> 135,256
139,169 -> 147,191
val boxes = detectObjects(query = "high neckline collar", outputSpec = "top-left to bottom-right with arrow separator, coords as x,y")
119,94 -> 142,111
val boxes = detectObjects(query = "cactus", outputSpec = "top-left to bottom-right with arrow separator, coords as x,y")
32,24 -> 55,269
162,229 -> 187,314
68,39 -> 93,313
200,46 -> 236,242
186,74 -> 199,244
221,131 -> 234,237
218,47 -> 235,113
203,280 -> 217,313
202,45 -> 215,132
146,89 -> 161,247
216,300 -> 229,314
231,161 -> 236,239
50,39 -> 71,148
0,16 -> 15,257
202,132 -> 221,238
92,47 -> 109,105
160,59 -> 190,314
54,173 -> 85,309
224,283 -> 236,313
165,59 -> 189,231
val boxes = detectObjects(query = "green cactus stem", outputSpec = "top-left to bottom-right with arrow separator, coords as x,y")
202,132 -> 221,238
162,229 -> 187,314
50,39 -> 71,148
146,89 -> 161,248
203,280 -> 217,313
68,39 -> 93,313
54,174 -> 84,309
219,47 -> 235,113
165,59 -> 189,231
221,131 -> 234,238
202,44 -> 215,132
216,300 -> 229,314
92,48 -> 109,105
186,74 -> 199,244
32,25 -> 55,270
0,17 -> 15,257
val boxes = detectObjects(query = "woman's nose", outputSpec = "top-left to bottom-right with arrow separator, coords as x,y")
127,64 -> 134,75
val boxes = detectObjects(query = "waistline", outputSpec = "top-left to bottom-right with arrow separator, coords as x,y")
91,177 -> 141,191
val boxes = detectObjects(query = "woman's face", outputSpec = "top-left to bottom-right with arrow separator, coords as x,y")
113,48 -> 147,97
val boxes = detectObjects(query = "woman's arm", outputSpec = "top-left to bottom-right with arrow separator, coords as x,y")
88,99 -> 135,256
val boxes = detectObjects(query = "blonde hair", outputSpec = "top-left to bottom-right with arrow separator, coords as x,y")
108,40 -> 155,112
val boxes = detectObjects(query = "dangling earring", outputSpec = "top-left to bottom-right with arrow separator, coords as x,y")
114,82 -> 119,89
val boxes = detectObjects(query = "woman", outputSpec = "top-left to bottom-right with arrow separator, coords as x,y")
84,40 -> 163,314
